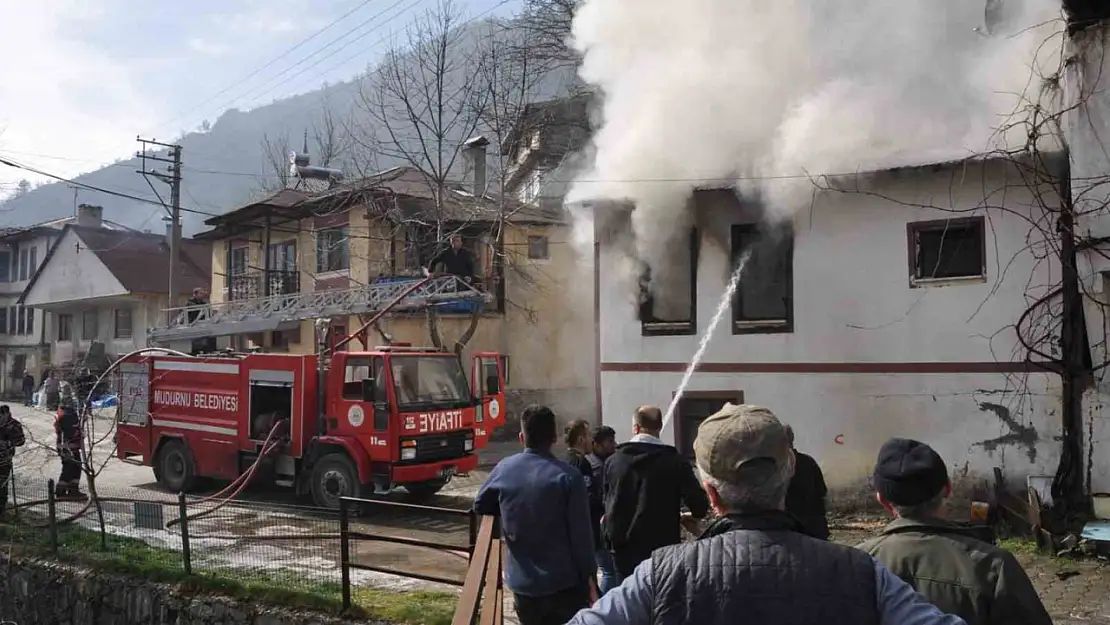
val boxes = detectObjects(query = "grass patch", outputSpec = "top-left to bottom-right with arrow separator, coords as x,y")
0,518 -> 457,625
999,537 -> 1042,558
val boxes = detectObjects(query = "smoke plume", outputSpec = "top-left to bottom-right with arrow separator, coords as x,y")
568,0 -> 1063,305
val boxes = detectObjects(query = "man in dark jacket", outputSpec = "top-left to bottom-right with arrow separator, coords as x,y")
603,405 -> 710,580
858,438 -> 1051,625
783,424 -> 830,539
567,404 -> 967,625
22,372 -> 35,407
565,420 -> 611,592
587,425 -> 618,594
54,386 -> 87,501
474,405 -> 597,625
0,405 -> 26,516
427,235 -> 476,285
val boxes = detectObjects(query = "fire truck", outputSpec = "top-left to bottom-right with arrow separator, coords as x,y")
115,275 -> 506,509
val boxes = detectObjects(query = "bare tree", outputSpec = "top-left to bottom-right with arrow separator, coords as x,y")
358,0 -> 488,240
259,130 -> 294,193
518,0 -> 579,73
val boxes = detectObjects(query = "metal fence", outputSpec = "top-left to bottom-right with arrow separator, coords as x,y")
2,476 -> 480,611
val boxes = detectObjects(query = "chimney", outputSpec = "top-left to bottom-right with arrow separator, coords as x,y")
463,136 -> 489,196
75,204 -> 103,229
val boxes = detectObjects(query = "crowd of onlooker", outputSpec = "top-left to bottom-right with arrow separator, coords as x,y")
474,403 -> 1053,625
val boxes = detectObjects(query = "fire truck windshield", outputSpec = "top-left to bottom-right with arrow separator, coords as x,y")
390,356 -> 471,410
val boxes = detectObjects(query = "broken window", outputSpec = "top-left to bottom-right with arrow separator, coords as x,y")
731,224 -> 793,334
640,229 -> 698,337
908,217 -> 985,285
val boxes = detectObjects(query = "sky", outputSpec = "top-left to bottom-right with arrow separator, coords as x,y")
0,0 -> 519,193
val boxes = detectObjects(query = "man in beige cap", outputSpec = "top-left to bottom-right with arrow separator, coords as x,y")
564,404 -> 967,625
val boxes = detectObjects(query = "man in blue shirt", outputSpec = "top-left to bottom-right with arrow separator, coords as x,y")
474,405 -> 598,625
564,403 -> 968,625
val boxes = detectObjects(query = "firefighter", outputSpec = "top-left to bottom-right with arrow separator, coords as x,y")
54,385 -> 87,501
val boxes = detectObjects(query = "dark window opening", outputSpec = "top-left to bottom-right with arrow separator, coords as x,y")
640,229 -> 698,336
673,391 -> 744,461
316,227 -> 350,273
909,217 -> 986,285
527,235 -> 549,260
731,224 -> 793,334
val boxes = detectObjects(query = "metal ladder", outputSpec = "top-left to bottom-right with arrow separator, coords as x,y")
148,276 -> 489,342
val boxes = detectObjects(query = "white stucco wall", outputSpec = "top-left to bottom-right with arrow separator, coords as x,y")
598,160 -> 1079,500
21,230 -> 127,307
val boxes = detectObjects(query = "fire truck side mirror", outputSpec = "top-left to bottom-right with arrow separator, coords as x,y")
485,374 -> 500,396
361,378 -> 376,403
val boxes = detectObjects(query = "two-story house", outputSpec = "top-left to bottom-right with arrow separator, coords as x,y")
19,220 -> 211,371
0,204 -> 130,395
194,140 -> 593,430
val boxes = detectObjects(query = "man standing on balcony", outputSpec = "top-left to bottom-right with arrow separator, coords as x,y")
427,234 -> 476,287
186,287 -> 216,354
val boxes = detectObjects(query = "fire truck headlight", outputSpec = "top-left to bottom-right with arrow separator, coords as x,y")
401,447 -> 417,460
464,438 -> 474,451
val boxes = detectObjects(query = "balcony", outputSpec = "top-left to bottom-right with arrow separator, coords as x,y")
228,270 -> 300,301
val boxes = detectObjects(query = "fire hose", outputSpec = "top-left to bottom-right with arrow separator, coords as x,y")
166,418 -> 289,528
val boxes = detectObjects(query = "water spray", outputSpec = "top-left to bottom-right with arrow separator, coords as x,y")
662,251 -> 752,431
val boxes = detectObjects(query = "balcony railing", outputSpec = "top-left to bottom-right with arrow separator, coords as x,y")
227,270 -> 300,301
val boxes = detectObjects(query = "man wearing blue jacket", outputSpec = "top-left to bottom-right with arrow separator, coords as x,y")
474,405 -> 597,625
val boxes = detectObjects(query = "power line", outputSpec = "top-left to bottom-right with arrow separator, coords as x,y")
142,0 -> 384,137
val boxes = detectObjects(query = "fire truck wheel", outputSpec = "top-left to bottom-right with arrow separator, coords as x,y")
156,440 -> 196,493
311,453 -> 360,510
404,479 -> 447,501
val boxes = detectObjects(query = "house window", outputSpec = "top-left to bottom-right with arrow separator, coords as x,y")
527,235 -> 549,260
673,391 -> 745,460
268,240 -> 297,272
28,246 -> 37,276
0,250 -> 10,283
0,308 -> 7,335
58,314 -> 73,341
731,224 -> 794,334
17,248 -> 28,281
15,306 -> 25,335
7,308 -> 15,335
316,227 -> 350,273
500,355 -> 510,386
114,308 -> 133,339
10,354 -> 25,380
640,229 -> 698,336
908,217 -> 986,286
82,311 -> 99,341
23,307 -> 33,336
230,246 -> 248,276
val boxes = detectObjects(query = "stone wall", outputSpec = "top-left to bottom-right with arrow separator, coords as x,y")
0,557 -> 380,625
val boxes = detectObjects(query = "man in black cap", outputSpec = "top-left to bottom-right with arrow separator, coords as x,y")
858,438 -> 1051,625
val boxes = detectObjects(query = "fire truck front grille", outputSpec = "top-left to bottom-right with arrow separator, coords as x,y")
402,431 -> 470,464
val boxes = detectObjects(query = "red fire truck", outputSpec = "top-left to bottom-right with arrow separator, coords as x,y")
114,347 -> 506,509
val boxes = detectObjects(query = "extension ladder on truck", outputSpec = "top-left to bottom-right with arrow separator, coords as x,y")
147,275 -> 490,342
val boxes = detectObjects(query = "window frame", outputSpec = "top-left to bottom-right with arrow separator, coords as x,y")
672,390 -> 745,461
730,223 -> 794,335
229,246 -> 248,276
23,307 -> 33,336
114,308 -> 133,339
58,314 -> 73,342
17,248 -> 28,281
14,306 -> 25,335
316,226 -> 350,274
82,310 -> 99,341
640,228 -> 699,337
0,250 -> 11,283
907,216 -> 987,288
527,235 -> 550,260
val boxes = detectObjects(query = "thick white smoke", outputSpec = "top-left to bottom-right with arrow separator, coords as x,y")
568,0 -> 1064,302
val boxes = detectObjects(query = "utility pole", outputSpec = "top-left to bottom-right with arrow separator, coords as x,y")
136,138 -> 183,308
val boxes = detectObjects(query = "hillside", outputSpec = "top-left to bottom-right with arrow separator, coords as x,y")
0,18 -> 579,236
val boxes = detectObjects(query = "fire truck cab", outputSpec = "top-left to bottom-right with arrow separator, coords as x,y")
115,346 -> 506,509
